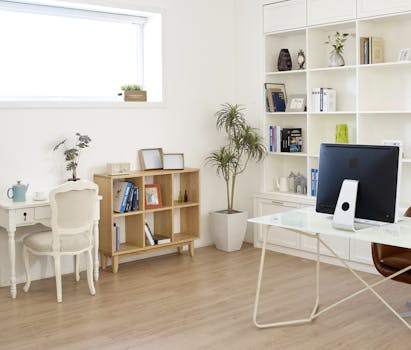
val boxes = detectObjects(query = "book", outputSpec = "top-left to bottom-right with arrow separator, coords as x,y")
280,128 -> 302,152
364,38 -> 369,64
360,37 -> 367,64
311,168 -> 318,197
370,36 -> 383,64
113,223 -> 120,251
269,125 -> 273,152
113,181 -> 132,213
272,91 -> 286,112
124,183 -> 134,212
131,186 -> 139,211
144,222 -> 155,246
153,234 -> 171,245
311,88 -> 336,112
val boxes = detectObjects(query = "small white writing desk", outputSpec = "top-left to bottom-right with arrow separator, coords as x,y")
0,197 -> 100,298
249,207 -> 411,330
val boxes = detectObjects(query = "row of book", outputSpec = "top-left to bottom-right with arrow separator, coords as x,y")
113,181 -> 139,213
268,126 -> 303,153
360,36 -> 383,65
144,222 -> 171,246
311,168 -> 319,197
311,88 -> 336,112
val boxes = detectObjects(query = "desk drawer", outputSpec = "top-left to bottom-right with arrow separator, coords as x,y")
15,208 -> 34,225
35,206 -> 51,220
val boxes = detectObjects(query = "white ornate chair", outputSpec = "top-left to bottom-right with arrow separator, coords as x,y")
22,180 -> 98,302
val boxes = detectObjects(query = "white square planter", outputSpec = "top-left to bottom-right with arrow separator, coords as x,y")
210,210 -> 248,252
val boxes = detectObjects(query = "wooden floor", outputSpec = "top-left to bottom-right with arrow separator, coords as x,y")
1,244 -> 411,349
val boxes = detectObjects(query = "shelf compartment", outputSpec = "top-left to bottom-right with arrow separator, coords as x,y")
308,113 -> 357,155
265,29 -> 306,73
308,69 -> 356,112
359,65 -> 411,111
357,114 -> 411,158
175,206 -> 199,239
307,22 -> 356,69
358,12 -> 411,63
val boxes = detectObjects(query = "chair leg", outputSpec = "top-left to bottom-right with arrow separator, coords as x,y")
54,255 -> 62,303
86,250 -> 95,296
75,254 -> 80,282
22,246 -> 31,293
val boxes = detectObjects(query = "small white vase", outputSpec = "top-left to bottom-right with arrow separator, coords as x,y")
328,51 -> 345,67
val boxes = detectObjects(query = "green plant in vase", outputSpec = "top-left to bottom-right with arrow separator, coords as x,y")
325,31 -> 349,67
53,133 -> 92,181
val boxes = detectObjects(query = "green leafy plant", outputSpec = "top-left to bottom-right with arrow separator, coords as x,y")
121,84 -> 142,91
206,103 -> 266,214
53,133 -> 92,181
325,31 -> 349,54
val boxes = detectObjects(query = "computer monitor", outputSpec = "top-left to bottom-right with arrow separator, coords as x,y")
316,143 -> 401,228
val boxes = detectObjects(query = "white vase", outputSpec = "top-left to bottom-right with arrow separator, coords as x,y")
210,210 -> 248,252
328,51 -> 345,67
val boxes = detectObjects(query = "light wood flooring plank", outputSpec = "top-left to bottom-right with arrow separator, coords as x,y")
0,244 -> 411,349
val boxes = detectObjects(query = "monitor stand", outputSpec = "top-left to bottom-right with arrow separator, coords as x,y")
332,179 -> 359,231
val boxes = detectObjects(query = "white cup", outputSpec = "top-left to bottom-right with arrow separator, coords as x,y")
276,177 -> 289,192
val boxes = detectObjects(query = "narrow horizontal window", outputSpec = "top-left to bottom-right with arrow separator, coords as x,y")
0,1 -> 163,102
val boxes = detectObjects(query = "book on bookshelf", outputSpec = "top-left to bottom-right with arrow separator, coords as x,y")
153,234 -> 171,245
144,222 -> 155,246
131,186 -> 139,211
113,223 -> 120,251
124,183 -> 134,212
311,88 -> 336,112
370,36 -> 383,64
311,168 -> 318,197
113,181 -> 132,213
281,128 -> 303,153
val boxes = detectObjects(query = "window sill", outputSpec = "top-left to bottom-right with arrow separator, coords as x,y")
0,101 -> 166,110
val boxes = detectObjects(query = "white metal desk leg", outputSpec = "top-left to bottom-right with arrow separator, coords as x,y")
253,227 -> 319,328
310,234 -> 320,318
7,229 -> 16,299
93,219 -> 99,281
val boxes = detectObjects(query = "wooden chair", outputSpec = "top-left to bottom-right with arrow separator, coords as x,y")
22,180 -> 98,302
371,207 -> 411,316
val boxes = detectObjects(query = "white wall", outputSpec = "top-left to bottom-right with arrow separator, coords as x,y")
0,0 -> 245,285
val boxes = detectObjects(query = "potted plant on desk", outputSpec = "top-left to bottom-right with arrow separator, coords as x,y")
206,103 -> 266,252
53,132 -> 92,181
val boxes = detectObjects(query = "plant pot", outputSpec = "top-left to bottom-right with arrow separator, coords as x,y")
328,52 -> 345,67
210,210 -> 248,252
124,90 -> 147,102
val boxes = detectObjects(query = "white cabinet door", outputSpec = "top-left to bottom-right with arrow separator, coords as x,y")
300,232 -> 350,260
307,0 -> 356,25
255,198 -> 300,248
357,0 -> 411,18
263,0 -> 306,33
350,239 -> 373,265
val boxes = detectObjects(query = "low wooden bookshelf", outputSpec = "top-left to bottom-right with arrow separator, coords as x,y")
94,168 -> 200,273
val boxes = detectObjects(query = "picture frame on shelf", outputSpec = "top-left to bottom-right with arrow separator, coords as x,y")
144,184 -> 162,209
398,48 -> 410,61
139,148 -> 163,170
264,83 -> 287,112
163,153 -> 184,170
286,94 -> 306,112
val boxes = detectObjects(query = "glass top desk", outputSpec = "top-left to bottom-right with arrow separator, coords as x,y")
249,207 -> 411,330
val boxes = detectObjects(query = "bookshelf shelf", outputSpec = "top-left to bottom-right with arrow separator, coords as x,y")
265,70 -> 306,76
268,152 -> 307,157
94,168 -> 200,273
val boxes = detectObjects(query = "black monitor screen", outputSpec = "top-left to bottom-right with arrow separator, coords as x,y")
316,143 -> 400,223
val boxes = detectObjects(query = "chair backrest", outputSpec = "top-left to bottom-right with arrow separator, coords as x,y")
49,180 -> 98,249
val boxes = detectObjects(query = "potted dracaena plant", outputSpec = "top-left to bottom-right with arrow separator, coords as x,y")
206,103 -> 266,252
53,132 -> 91,181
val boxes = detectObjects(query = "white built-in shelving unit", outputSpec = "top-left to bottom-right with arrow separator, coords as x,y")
254,0 -> 411,272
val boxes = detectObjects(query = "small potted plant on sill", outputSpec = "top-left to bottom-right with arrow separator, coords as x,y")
120,84 -> 147,102
53,132 -> 92,181
325,31 -> 350,67
206,103 -> 266,252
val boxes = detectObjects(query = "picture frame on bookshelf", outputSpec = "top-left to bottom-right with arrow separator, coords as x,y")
264,83 -> 287,112
286,94 -> 306,112
139,148 -> 163,170
145,184 -> 162,209
398,48 -> 410,61
163,153 -> 184,170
